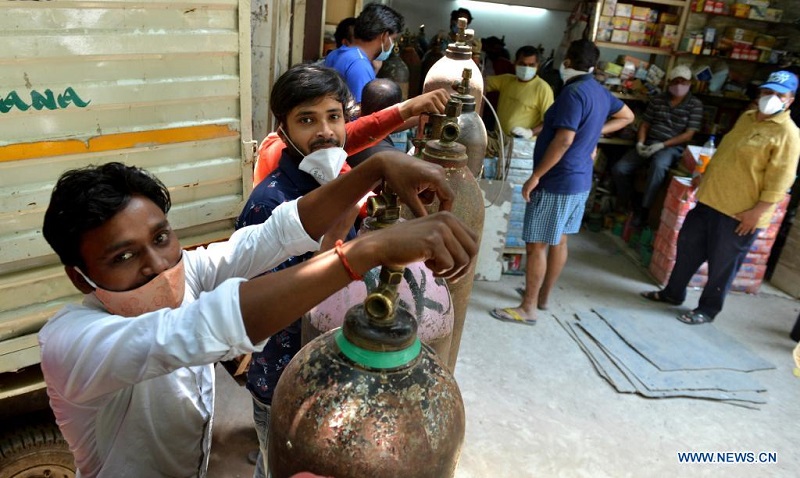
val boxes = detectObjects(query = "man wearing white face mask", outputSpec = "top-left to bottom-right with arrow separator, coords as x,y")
236,64 -> 411,477
612,64 -> 704,226
485,45 -> 555,139
491,40 -> 634,326
325,2 -> 404,103
642,70 -> 800,325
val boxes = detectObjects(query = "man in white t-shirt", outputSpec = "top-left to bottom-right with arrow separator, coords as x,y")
38,159 -> 477,477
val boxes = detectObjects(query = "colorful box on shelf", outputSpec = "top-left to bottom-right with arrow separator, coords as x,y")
602,0 -> 618,17
612,16 -> 631,30
617,55 -> 648,70
732,3 -> 750,18
629,19 -> 647,33
646,64 -> 665,84
764,8 -> 783,22
603,61 -> 624,77
722,27 -> 757,45
628,32 -> 651,46
631,6 -> 650,21
654,24 -> 679,49
753,34 -> 776,50
598,15 -> 614,30
611,30 -> 630,44
615,3 -> 633,18
659,12 -> 679,24
597,28 -> 614,42
745,0 -> 770,20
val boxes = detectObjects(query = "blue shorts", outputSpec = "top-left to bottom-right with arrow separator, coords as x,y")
522,189 -> 590,245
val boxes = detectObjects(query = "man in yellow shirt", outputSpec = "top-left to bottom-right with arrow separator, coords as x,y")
642,71 -> 800,324
485,45 -> 555,139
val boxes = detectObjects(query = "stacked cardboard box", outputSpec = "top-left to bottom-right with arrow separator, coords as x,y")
597,0 -> 678,48
649,176 -> 789,293
770,220 -> 800,298
504,138 -> 535,250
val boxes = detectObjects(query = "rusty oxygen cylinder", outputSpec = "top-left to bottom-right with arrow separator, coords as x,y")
302,184 -> 455,360
407,98 -> 484,373
269,265 -> 466,478
452,68 -> 488,178
423,17 -> 483,109
377,45 -> 410,100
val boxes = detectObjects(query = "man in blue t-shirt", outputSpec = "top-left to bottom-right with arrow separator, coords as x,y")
491,39 -> 634,326
324,3 -> 404,104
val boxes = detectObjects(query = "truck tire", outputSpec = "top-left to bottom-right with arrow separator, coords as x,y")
0,421 -> 75,478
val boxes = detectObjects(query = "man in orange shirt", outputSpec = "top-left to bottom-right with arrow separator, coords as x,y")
252,87 -> 449,186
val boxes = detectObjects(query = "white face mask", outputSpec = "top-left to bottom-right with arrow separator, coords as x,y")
559,61 -> 593,83
758,94 -> 786,116
515,65 -> 537,82
280,126 -> 348,184
669,84 -> 691,98
299,146 -> 349,184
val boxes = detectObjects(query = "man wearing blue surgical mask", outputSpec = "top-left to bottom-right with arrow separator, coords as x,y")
485,45 -> 555,139
325,2 -> 404,104
642,70 -> 800,325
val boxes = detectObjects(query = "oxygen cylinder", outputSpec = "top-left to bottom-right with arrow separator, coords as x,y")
302,187 -> 455,360
452,68 -> 488,178
410,98 -> 485,372
423,18 -> 483,109
269,266 -> 465,478
377,46 -> 410,100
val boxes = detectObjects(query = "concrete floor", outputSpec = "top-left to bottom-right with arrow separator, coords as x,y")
208,230 -> 800,478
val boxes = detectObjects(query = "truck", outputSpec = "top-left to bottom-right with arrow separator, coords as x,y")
0,0 -> 296,474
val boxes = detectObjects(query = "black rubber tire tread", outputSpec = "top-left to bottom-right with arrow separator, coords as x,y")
0,420 -> 75,478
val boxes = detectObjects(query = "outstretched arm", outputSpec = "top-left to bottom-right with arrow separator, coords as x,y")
239,211 -> 478,342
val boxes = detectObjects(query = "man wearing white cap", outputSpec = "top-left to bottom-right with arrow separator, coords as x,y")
642,70 -> 800,324
612,64 -> 704,226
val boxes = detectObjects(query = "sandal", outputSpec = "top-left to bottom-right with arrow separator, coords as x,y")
640,290 -> 682,306
676,309 -> 713,325
490,307 -> 536,326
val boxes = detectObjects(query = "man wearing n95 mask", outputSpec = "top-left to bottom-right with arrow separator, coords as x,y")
641,70 -> 800,325
485,45 -> 555,140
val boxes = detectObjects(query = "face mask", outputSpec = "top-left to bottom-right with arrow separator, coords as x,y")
559,61 -> 593,83
515,65 -> 537,82
76,254 -> 186,317
280,126 -> 347,184
669,84 -> 691,97
758,94 -> 786,116
376,36 -> 393,62
299,146 -> 349,184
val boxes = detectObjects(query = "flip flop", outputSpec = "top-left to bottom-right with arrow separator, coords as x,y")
515,287 -> 549,310
676,309 -> 713,325
490,307 -> 536,326
640,290 -> 682,306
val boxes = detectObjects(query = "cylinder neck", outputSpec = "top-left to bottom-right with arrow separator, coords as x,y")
340,266 -> 420,369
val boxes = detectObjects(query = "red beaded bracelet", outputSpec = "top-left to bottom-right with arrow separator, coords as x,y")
334,240 -> 363,281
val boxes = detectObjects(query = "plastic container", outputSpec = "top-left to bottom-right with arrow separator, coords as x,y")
696,135 -> 716,173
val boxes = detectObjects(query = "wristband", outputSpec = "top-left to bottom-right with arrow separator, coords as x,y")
334,240 -> 363,281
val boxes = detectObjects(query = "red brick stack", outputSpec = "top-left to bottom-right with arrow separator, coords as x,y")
648,176 -> 789,294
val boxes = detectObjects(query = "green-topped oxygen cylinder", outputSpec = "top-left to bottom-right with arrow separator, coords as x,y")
268,265 -> 465,478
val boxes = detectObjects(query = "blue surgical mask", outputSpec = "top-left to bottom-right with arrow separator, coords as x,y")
376,36 -> 393,62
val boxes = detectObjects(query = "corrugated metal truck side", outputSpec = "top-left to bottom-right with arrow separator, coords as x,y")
0,1 -> 254,473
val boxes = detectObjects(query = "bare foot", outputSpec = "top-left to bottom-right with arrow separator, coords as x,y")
515,287 -> 548,311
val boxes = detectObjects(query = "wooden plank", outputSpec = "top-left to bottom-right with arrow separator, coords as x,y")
0,334 -> 40,374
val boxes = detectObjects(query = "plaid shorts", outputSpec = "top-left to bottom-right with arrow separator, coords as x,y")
522,189 -> 590,245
